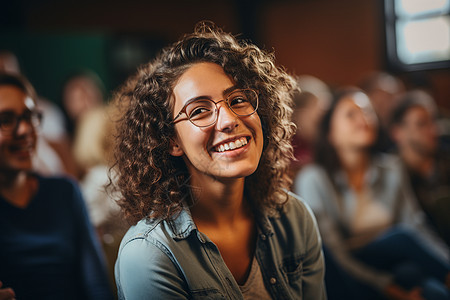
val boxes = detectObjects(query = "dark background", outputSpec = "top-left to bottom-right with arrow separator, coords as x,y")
1,0 -> 449,111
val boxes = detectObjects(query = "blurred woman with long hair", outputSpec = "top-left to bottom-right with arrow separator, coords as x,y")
295,87 -> 449,300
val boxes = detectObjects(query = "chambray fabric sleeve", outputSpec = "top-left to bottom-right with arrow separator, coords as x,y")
116,237 -> 189,300
69,178 -> 115,300
288,193 -> 327,300
294,165 -> 394,291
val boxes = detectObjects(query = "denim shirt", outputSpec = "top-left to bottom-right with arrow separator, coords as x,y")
115,192 -> 326,300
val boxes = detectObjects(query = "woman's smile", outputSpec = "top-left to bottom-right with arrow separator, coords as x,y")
213,136 -> 249,153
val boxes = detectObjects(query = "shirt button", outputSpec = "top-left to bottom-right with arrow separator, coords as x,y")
270,277 -> 277,285
226,277 -> 233,286
260,234 -> 267,240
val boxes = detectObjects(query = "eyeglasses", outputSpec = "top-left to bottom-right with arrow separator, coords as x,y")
0,110 -> 43,134
173,88 -> 259,127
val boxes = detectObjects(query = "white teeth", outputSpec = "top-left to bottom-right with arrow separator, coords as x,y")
215,137 -> 248,152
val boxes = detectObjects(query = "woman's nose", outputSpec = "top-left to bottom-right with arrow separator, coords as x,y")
358,109 -> 375,127
215,102 -> 239,132
14,118 -> 34,136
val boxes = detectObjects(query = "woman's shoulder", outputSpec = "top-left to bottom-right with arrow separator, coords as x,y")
269,191 -> 319,234
293,163 -> 334,197
120,218 -> 161,245
119,219 -> 166,254
115,218 -> 188,298
299,163 -> 327,176
116,217 -> 191,279
118,213 -> 191,259
295,163 -> 329,184
283,191 -> 317,222
264,191 -> 322,253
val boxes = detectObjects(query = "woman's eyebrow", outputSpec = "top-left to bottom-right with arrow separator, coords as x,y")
223,85 -> 238,97
0,108 -> 33,116
183,95 -> 213,106
183,85 -> 238,106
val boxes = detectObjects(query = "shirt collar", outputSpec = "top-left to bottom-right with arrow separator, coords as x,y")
167,204 -> 198,240
255,207 -> 275,237
164,201 -> 276,241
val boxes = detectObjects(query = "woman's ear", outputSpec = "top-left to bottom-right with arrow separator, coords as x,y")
169,139 -> 184,157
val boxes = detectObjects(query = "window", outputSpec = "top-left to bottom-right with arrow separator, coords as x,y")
384,0 -> 450,71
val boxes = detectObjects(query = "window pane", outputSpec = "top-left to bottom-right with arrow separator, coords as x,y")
395,0 -> 450,18
396,15 -> 450,64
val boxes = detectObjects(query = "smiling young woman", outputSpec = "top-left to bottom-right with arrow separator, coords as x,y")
111,22 -> 326,300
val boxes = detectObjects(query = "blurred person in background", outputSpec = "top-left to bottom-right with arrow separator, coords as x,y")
0,50 -> 77,177
295,87 -> 449,300
61,70 -> 104,140
403,72 -> 450,150
73,105 -> 120,228
390,89 -> 450,247
290,75 -> 331,177
359,71 -> 405,153
60,70 -> 105,179
72,103 -> 127,293
0,72 -> 113,299
0,52 -> 20,75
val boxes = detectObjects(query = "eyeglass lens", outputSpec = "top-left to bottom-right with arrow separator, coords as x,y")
0,111 -> 42,133
185,89 -> 258,127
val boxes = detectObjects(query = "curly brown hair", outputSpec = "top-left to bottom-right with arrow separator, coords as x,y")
111,22 -> 296,224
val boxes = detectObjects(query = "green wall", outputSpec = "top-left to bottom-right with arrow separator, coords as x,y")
1,31 -> 112,104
